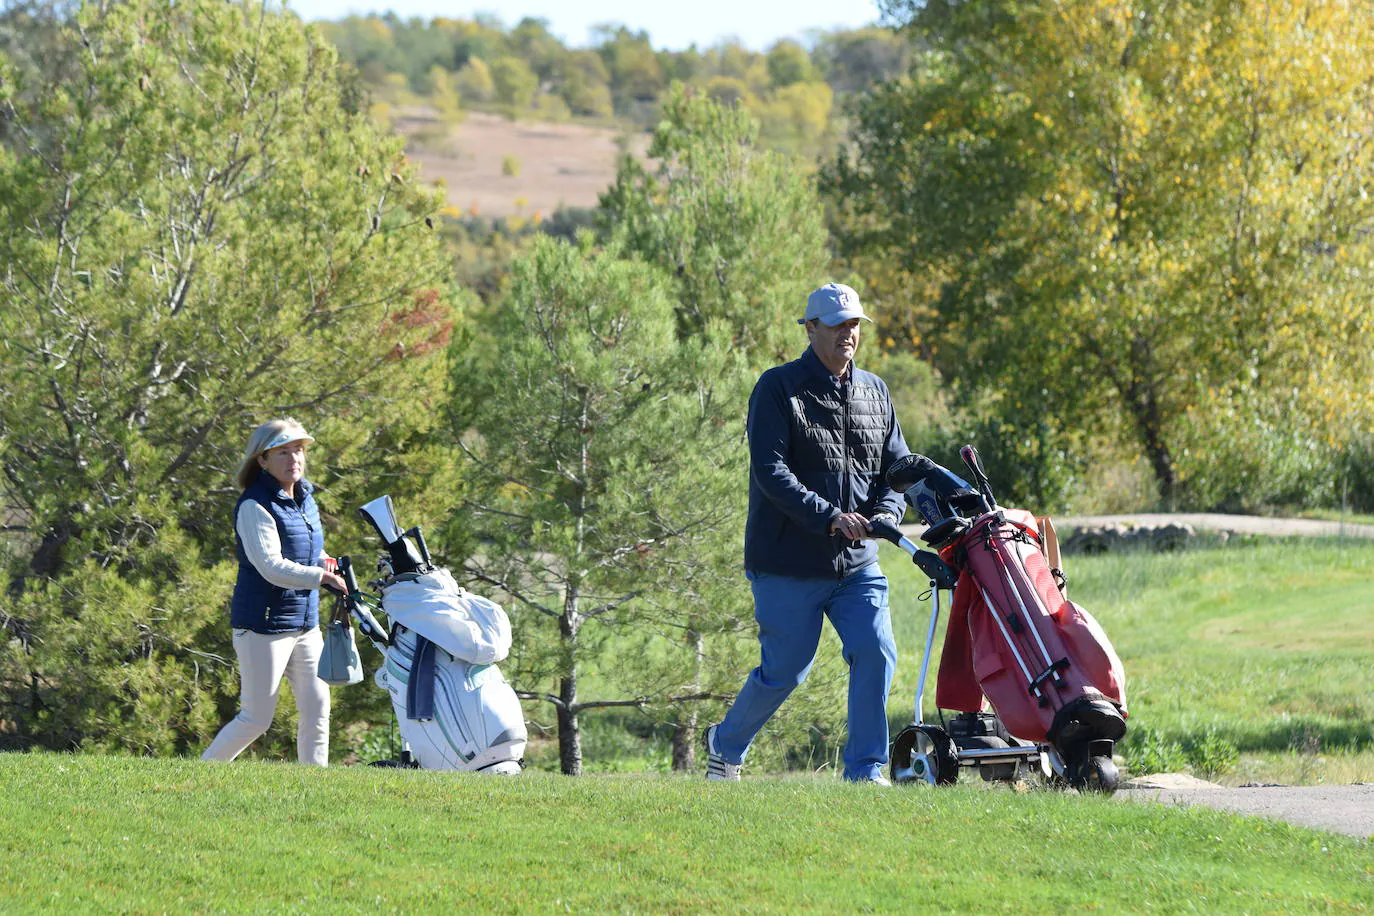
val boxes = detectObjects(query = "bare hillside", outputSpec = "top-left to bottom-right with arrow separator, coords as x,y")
395,109 -> 649,219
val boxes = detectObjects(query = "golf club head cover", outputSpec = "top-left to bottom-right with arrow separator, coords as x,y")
385,536 -> 427,576
887,454 -> 982,526
358,495 -> 428,575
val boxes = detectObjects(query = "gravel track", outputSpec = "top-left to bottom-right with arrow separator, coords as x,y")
1119,776 -> 1374,839
1058,512 -> 1374,539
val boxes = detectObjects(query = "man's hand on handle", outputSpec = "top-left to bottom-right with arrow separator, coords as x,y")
829,512 -> 872,541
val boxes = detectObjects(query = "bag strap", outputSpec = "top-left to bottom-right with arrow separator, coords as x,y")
406,635 -> 438,721
1037,515 -> 1068,598
330,592 -> 350,626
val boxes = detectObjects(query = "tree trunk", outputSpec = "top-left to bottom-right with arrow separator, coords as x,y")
671,706 -> 699,772
1139,420 -> 1177,508
670,626 -> 705,771
557,605 -> 582,776
27,513 -> 79,581
1121,338 -> 1178,507
556,677 -> 582,776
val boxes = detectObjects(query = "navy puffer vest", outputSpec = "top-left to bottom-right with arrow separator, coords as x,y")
230,470 -> 325,633
745,347 -> 909,578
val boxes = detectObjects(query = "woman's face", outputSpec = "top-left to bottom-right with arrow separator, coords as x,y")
259,440 -> 307,490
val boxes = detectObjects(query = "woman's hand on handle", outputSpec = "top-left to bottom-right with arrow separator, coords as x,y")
321,570 -> 346,594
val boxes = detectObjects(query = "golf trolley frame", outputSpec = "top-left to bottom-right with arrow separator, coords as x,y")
874,525 -> 1063,786
328,556 -> 421,769
872,442 -> 1126,792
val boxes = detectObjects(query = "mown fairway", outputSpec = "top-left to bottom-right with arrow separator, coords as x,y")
0,754 -> 1370,913
882,536 -> 1374,783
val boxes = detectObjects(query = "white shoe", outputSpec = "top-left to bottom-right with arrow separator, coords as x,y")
704,725 -> 741,781
863,775 -> 892,787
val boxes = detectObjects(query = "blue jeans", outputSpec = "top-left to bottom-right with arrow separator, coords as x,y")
715,564 -> 896,781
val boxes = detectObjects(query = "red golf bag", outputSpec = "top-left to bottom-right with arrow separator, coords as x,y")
934,507 -> 1127,748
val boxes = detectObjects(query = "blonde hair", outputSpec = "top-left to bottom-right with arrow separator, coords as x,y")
235,418 -> 314,490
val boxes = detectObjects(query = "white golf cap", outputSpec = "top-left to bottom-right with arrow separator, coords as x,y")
798,283 -> 871,326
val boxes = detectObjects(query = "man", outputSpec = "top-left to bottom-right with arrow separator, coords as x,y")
706,283 -> 909,784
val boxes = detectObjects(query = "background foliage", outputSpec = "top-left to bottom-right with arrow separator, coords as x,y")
0,0 -> 457,756
2,0 -> 1371,771
320,13 -> 909,155
828,0 -> 1374,510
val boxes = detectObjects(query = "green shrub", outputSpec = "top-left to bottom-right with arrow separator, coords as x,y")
1,534 -> 239,756
1173,392 -> 1338,511
1120,726 -> 1189,777
1185,727 -> 1240,780
1341,431 -> 1374,513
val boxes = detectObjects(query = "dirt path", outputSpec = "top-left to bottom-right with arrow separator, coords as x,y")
1119,775 -> 1374,839
1058,512 -> 1374,539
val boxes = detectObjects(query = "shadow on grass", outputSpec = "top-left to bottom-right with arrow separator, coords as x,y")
1118,717 -> 1374,762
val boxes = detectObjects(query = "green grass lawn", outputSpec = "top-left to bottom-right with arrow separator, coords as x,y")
1290,508 -> 1374,527
0,754 -> 1369,913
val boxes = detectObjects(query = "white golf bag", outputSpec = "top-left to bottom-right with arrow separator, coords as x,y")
373,566 -> 527,773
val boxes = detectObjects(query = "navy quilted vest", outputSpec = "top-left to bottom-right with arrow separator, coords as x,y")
230,470 -> 325,632
745,347 -> 909,578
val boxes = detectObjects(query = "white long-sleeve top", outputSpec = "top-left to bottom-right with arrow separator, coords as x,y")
236,501 -> 325,590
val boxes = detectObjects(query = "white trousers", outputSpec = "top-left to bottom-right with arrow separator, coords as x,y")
201,627 -> 330,766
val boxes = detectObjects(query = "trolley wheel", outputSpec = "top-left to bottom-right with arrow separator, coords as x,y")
1073,755 -> 1120,794
890,725 -> 959,786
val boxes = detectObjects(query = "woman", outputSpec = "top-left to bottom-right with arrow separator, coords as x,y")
202,418 -> 346,766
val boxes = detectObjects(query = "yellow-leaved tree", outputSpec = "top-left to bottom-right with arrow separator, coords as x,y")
827,0 -> 1374,509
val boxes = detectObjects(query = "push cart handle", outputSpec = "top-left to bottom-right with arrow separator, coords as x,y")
338,555 -> 361,596
333,554 -> 392,648
867,516 -> 905,545
869,516 -> 960,589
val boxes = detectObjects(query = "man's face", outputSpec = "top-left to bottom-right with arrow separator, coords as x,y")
807,317 -> 862,366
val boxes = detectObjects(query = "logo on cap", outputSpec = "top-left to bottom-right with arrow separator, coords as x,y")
800,283 -> 871,326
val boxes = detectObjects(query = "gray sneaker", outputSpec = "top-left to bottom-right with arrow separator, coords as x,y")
704,725 -> 741,781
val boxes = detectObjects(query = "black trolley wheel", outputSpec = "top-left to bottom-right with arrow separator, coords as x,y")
890,724 -> 959,786
1072,755 -> 1120,794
